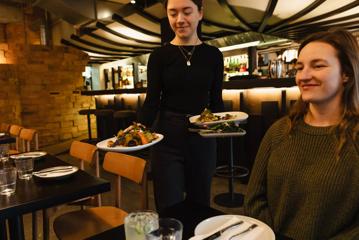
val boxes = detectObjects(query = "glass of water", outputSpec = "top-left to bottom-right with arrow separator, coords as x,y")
0,167 -> 17,196
14,157 -> 34,180
145,218 -> 183,240
125,210 -> 159,240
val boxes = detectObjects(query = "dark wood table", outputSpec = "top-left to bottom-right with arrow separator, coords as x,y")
0,135 -> 15,145
0,154 -> 111,240
86,200 -> 293,240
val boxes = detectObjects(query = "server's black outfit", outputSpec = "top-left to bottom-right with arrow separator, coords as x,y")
140,43 -> 224,212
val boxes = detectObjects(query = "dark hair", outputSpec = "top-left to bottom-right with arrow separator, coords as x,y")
288,28 -> 359,157
163,0 -> 203,10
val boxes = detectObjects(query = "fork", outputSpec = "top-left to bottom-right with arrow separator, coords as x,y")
229,224 -> 258,240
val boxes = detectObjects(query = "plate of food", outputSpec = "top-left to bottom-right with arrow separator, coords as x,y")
194,215 -> 275,240
189,108 -> 248,126
96,122 -> 164,152
198,122 -> 246,138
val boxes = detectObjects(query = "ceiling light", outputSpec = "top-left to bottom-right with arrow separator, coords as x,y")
219,41 -> 260,52
131,0 -> 136,4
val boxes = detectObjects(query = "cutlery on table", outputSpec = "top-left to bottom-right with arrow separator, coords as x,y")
190,220 -> 244,240
33,166 -> 74,175
228,224 -> 258,240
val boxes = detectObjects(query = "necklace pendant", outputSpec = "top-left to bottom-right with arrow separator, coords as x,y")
186,60 -> 191,66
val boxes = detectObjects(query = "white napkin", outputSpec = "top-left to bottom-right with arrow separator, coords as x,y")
189,216 -> 240,240
220,221 -> 264,240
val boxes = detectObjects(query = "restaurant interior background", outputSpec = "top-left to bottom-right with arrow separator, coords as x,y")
0,0 -> 358,170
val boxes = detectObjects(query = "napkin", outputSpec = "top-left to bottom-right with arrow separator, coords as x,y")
189,216 -> 240,240
220,221 -> 264,240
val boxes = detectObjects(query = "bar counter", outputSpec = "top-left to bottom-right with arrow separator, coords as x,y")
81,77 -> 296,96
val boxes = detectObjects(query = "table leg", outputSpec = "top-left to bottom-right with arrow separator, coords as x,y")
8,215 -> 25,240
214,137 -> 248,208
0,220 -> 7,240
43,209 -> 49,240
87,113 -> 92,140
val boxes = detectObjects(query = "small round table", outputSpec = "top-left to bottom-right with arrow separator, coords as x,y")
199,130 -> 248,208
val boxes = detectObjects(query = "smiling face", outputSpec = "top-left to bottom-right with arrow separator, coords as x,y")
166,0 -> 203,44
295,41 -> 348,109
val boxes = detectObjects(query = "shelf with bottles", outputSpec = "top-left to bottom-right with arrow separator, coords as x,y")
223,54 -> 249,80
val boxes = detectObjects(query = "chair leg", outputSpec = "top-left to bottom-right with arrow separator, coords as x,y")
42,209 -> 49,240
32,212 -> 38,240
0,219 -> 7,240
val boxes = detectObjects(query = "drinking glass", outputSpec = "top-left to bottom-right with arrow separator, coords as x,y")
146,218 -> 183,240
0,167 -> 17,195
124,210 -> 159,240
14,157 -> 34,180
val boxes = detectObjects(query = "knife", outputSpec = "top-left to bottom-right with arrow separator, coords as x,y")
202,220 -> 244,240
33,166 -> 73,174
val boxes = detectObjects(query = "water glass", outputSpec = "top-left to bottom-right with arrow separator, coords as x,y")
146,218 -> 183,240
125,210 -> 159,240
0,167 -> 17,195
14,157 -> 34,180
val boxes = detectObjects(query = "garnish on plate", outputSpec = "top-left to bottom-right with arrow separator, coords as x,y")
196,108 -> 234,123
107,122 -> 158,147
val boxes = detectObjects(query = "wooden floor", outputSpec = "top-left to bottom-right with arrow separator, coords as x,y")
19,148 -> 247,240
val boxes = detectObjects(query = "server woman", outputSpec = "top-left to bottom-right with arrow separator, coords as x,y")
244,29 -> 359,239
140,0 -> 224,212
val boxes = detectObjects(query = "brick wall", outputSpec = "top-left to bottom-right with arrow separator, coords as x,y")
0,21 -> 95,147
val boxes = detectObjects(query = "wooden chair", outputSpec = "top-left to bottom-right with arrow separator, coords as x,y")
53,151 -> 148,240
0,123 -> 10,133
42,140 -> 101,240
9,125 -> 22,154
19,128 -> 39,152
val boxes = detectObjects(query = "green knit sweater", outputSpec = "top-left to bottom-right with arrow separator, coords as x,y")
244,117 -> 359,240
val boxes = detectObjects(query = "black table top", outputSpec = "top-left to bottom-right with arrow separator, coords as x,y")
0,154 -> 111,220
87,200 -> 293,240
0,135 -> 15,145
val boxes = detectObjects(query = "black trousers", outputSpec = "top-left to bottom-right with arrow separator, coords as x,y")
151,111 -> 217,212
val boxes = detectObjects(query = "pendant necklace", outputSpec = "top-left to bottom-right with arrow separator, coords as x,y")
178,44 -> 197,66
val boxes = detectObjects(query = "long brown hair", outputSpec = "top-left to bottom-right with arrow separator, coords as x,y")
288,29 -> 359,156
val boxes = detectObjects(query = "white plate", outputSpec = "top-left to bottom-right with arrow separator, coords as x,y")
189,112 -> 248,126
96,134 -> 164,152
33,166 -> 78,180
10,151 -> 47,159
199,129 -> 246,138
195,215 -> 275,240
0,133 -> 5,137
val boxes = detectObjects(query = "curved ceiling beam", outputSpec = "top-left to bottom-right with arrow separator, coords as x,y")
267,1 -> 359,34
276,20 -> 359,35
257,0 -> 278,32
217,0 -> 253,31
130,4 -> 161,23
61,39 -> 139,57
81,31 -> 155,50
70,35 -> 151,54
96,22 -> 161,45
202,19 -> 244,32
272,13 -> 359,34
112,13 -> 161,37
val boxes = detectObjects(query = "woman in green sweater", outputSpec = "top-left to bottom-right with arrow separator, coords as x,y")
244,29 -> 359,240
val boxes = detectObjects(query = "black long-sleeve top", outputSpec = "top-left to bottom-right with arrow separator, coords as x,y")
140,43 -> 224,127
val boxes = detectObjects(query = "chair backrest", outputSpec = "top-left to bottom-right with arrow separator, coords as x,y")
103,152 -> 147,209
0,123 -> 10,133
9,125 -> 23,151
69,140 -> 99,177
19,128 -> 39,152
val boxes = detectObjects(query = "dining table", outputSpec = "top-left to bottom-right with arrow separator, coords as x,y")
0,153 -> 111,240
0,135 -> 15,145
86,200 -> 293,240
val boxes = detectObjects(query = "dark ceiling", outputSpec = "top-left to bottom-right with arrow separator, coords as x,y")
10,0 -> 359,64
